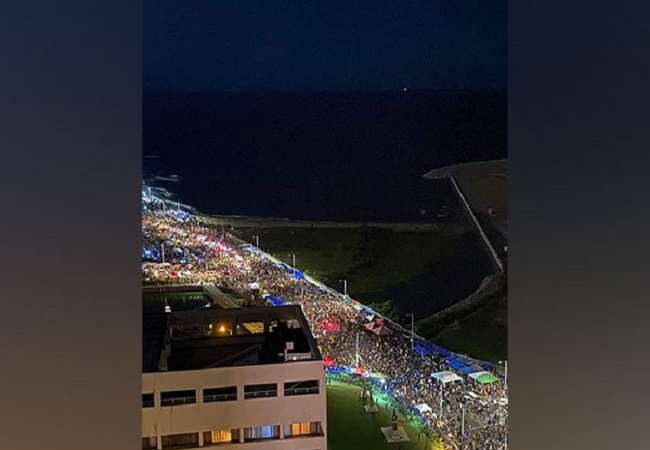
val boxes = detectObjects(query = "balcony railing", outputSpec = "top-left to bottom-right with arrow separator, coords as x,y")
204,392 -> 237,402
244,390 -> 277,399
160,396 -> 196,406
284,386 -> 319,396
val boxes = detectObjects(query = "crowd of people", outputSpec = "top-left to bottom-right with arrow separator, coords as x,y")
141,188 -> 508,450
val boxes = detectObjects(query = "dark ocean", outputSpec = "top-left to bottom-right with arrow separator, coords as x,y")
143,89 -> 506,222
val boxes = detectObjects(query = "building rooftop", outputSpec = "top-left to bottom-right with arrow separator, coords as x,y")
142,285 -> 250,314
143,304 -> 322,373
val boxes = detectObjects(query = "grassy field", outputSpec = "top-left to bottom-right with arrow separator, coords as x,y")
432,294 -> 507,362
233,226 -> 491,322
327,380 -> 443,450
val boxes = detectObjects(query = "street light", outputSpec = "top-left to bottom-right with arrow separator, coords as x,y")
406,313 -> 414,351
339,279 -> 348,296
252,235 -> 259,248
355,331 -> 360,367
460,401 -> 465,439
288,253 -> 296,269
499,360 -> 508,388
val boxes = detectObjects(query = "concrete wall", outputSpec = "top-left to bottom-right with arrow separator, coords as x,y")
142,360 -> 327,450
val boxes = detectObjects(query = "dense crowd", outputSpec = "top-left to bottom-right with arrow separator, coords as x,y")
141,189 -> 508,450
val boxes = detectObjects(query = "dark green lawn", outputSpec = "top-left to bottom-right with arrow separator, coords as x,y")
432,295 -> 507,362
326,380 -> 442,450
233,226 -> 490,322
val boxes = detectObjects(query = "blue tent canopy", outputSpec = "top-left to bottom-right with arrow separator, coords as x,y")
414,342 -> 452,358
457,364 -> 479,375
469,363 -> 486,372
274,262 -> 295,274
415,344 -> 435,357
480,361 -> 496,371
431,344 -> 450,354
446,355 -> 485,375
267,295 -> 285,307
446,356 -> 467,371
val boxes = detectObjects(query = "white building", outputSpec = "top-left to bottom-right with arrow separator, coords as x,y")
143,305 -> 327,450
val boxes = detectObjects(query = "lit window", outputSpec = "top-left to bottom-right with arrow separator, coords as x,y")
284,421 -> 323,437
213,322 -> 232,336
291,422 -> 310,436
236,321 -> 264,335
243,425 -> 280,441
203,429 -> 239,444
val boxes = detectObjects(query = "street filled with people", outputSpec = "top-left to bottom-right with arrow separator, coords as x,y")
142,187 -> 508,450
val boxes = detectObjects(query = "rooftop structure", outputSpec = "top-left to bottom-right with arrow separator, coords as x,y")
143,305 -> 327,450
144,305 -> 322,373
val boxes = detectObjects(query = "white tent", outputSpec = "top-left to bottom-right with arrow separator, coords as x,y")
431,371 -> 463,384
414,403 -> 432,414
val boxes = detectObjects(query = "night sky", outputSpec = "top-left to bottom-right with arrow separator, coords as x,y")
145,0 -> 506,92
